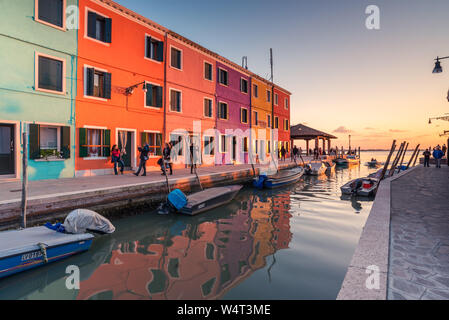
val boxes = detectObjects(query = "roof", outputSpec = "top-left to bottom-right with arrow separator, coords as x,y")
290,124 -> 338,140
99,0 -> 291,95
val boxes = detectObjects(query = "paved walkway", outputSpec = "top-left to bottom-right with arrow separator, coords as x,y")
388,165 -> 449,300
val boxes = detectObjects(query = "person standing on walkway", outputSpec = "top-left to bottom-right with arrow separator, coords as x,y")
433,146 -> 444,169
161,143 -> 173,176
189,142 -> 198,174
423,149 -> 431,167
111,145 -> 125,175
134,144 -> 149,176
280,146 -> 286,162
292,145 -> 299,161
442,144 -> 447,158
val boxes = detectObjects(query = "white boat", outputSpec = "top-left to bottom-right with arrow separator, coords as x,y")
305,162 -> 327,176
323,161 -> 336,174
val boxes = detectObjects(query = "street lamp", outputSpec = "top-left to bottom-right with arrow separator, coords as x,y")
432,56 -> 449,73
429,115 -> 449,124
125,81 -> 147,95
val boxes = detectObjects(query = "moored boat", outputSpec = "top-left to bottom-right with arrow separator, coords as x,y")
356,178 -> 379,197
305,162 -> 327,176
253,167 -> 304,189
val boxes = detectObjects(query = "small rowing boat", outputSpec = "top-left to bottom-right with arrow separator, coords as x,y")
305,162 -> 327,176
253,167 -> 304,189
160,185 -> 243,216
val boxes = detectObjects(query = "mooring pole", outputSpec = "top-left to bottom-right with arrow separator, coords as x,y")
389,142 -> 405,177
412,148 -> 421,167
406,144 -> 420,170
397,142 -> 409,173
20,132 -> 28,229
376,140 -> 396,194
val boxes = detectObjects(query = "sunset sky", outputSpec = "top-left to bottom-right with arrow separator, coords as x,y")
116,0 -> 449,149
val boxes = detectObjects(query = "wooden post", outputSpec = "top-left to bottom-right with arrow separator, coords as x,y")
376,140 -> 396,193
21,132 -> 28,229
397,142 -> 409,173
406,144 -> 420,170
389,142 -> 405,177
412,148 -> 421,167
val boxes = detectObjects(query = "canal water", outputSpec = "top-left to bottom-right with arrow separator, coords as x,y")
0,151 -> 408,300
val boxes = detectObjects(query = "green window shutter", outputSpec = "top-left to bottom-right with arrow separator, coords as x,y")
87,12 -> 97,39
103,129 -> 111,157
105,18 -> 112,43
146,83 -> 153,107
145,36 -> 151,58
61,126 -> 71,159
79,128 -> 88,158
157,41 -> 164,62
156,133 -> 163,156
156,86 -> 163,108
29,124 -> 40,160
86,68 -> 94,96
103,72 -> 112,99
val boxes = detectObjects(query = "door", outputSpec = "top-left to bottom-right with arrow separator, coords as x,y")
232,136 -> 237,162
118,131 -> 132,169
0,124 -> 15,175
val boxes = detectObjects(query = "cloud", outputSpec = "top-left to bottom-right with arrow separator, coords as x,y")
364,127 -> 375,130
333,126 -> 352,134
389,129 -> 408,133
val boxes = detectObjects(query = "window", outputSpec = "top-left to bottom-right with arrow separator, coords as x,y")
37,0 -> 64,28
170,134 -> 184,156
284,119 -> 289,131
253,111 -> 258,126
253,84 -> 258,98
145,83 -> 163,108
219,69 -> 228,86
241,108 -> 248,124
170,47 -> 182,69
220,135 -> 228,153
254,139 -> 259,154
285,98 -> 289,109
204,62 -> 213,81
274,116 -> 279,129
145,36 -> 164,62
267,90 -> 271,102
29,124 -> 71,160
79,128 -> 111,158
219,102 -> 228,120
37,55 -> 64,93
267,115 -> 271,128
274,93 -> 279,105
86,68 -> 111,99
242,137 -> 249,153
204,98 -> 213,118
204,136 -> 215,156
87,11 -> 112,43
141,132 -> 162,156
240,78 -> 248,93
170,89 -> 182,112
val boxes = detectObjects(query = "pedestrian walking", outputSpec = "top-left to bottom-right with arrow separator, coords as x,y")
189,142 -> 199,174
433,146 -> 444,169
280,146 -> 286,162
442,144 -> 447,157
111,145 -> 124,175
292,145 -> 299,161
423,149 -> 431,168
160,143 -> 173,176
134,144 -> 150,176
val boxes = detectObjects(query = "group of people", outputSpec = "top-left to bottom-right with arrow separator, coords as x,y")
423,144 -> 447,168
111,141 -> 201,177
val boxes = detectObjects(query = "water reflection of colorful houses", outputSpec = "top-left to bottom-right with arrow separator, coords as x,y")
76,192 -> 292,300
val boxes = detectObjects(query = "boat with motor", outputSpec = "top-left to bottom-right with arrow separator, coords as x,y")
334,157 -> 348,165
346,155 -> 361,165
0,209 -> 114,279
159,185 -> 243,216
340,169 -> 384,196
305,162 -> 327,176
324,161 -> 336,174
356,178 -> 379,197
253,167 -> 304,189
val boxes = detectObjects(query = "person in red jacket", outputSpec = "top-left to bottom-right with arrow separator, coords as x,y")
111,145 -> 124,175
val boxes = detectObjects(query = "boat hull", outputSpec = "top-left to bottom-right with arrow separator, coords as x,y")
0,228 -> 93,279
180,185 -> 243,216
255,168 -> 304,189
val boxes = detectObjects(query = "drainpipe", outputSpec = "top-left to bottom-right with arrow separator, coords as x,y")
163,32 -> 168,145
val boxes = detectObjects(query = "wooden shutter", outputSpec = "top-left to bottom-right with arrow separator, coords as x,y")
103,129 -> 111,157
156,86 -> 163,108
61,126 -> 71,159
103,72 -> 112,99
146,83 -> 153,107
87,12 -> 97,39
177,91 -> 181,112
156,133 -> 163,156
29,124 -> 40,160
157,41 -> 164,62
86,68 -> 94,96
104,18 -> 112,43
145,36 -> 151,58
79,128 -> 88,158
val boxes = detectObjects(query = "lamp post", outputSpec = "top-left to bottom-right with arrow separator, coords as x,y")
125,81 -> 147,96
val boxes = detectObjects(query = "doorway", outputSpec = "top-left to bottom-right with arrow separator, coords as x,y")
118,131 -> 133,170
0,124 -> 15,176
232,136 -> 237,162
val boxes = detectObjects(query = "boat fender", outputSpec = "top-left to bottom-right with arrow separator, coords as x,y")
167,189 -> 188,211
38,243 -> 48,263
253,175 -> 268,189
